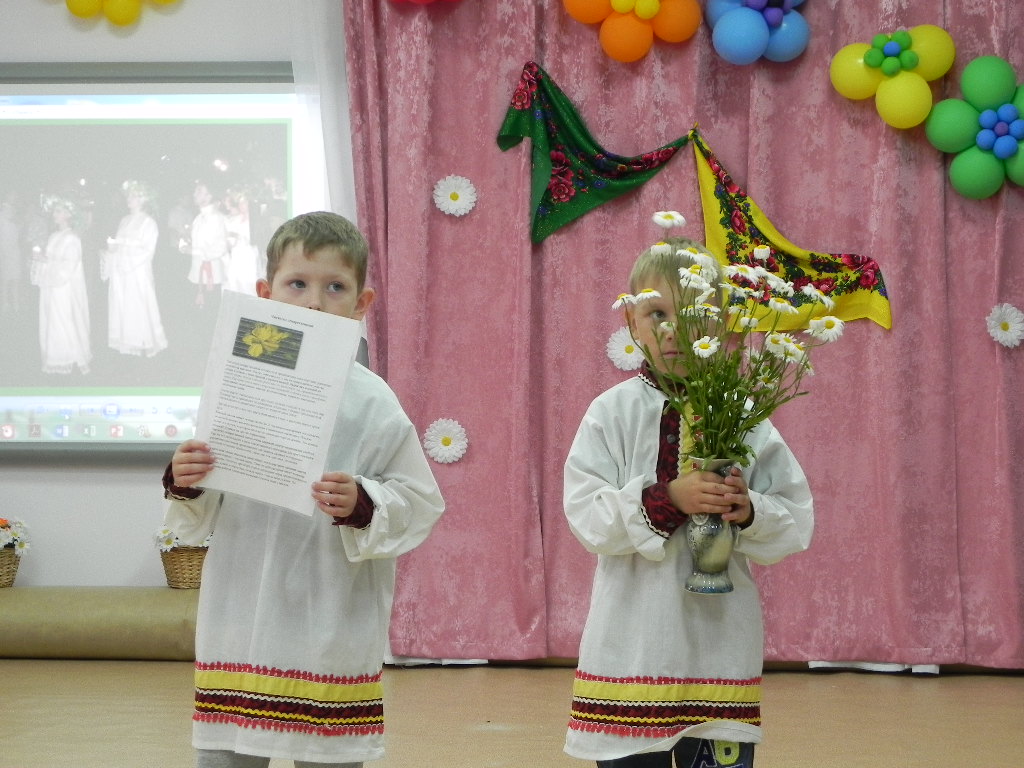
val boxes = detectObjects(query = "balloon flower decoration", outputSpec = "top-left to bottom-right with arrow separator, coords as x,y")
830,25 -> 955,129
562,0 -> 702,63
925,56 -> 1024,200
66,0 -> 179,26
705,0 -> 810,65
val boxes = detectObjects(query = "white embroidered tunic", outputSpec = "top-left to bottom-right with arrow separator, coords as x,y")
165,364 -> 444,763
563,375 -> 813,761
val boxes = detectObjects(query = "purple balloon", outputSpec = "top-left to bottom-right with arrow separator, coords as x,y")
763,6 -> 783,27
745,0 -> 768,9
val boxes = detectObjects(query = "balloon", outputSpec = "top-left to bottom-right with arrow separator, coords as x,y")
150,0 -> 180,4
651,0 -> 701,43
66,0 -> 102,17
634,0 -> 661,20
993,135 -> 1018,160
563,0 -> 613,25
600,12 -> 654,62
103,0 -> 141,25
949,146 -> 1006,199
830,43 -> 886,100
875,71 -> 932,129
908,24 -> 955,81
705,0 -> 741,28
763,11 -> 809,62
611,0 -> 634,12
1005,149 -> 1024,187
1014,84 -> 1024,116
961,56 -> 1017,111
925,98 -> 982,153
712,8 -> 769,66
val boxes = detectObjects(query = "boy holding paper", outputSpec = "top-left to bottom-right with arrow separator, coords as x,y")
162,211 -> 445,768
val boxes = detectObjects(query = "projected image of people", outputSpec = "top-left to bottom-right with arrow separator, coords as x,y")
35,196 -> 91,375
222,187 -> 261,296
102,180 -> 168,358
0,192 -> 22,316
187,180 -> 228,306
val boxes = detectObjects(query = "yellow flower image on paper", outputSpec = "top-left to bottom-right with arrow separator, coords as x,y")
243,324 -> 290,358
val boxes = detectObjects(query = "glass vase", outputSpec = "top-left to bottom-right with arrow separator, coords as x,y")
684,457 -> 737,594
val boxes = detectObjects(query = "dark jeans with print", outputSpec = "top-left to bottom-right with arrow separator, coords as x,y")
597,738 -> 754,768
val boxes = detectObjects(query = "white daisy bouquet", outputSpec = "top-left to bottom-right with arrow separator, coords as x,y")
618,213 -> 845,468
0,517 -> 30,557
153,526 -> 211,553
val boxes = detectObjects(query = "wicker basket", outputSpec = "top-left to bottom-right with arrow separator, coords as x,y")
159,546 -> 207,589
0,546 -> 19,588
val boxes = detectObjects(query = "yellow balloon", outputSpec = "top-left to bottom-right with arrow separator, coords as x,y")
909,24 -> 955,82
830,43 -> 885,100
634,0 -> 661,20
103,0 -> 142,24
149,0 -> 180,4
611,0 -> 635,13
66,0 -> 103,18
875,71 -> 933,129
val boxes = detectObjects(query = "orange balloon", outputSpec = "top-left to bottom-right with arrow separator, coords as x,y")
600,12 -> 654,62
66,0 -> 102,17
563,0 -> 613,25
651,0 -> 701,43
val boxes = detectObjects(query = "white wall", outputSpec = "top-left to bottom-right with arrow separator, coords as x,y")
1,0 -> 294,586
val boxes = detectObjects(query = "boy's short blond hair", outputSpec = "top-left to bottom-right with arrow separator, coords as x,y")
265,211 -> 370,288
628,236 -> 715,294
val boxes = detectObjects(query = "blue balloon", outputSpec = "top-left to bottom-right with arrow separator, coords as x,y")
979,109 -> 999,129
882,41 -> 901,57
993,135 -> 1019,160
976,129 -> 997,151
706,0 -> 743,28
763,11 -> 810,62
997,103 -> 1020,123
712,8 -> 770,65
1010,119 -> 1024,140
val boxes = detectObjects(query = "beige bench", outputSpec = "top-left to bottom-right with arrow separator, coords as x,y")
0,587 -> 198,660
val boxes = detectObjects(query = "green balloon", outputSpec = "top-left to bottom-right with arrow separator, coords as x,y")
871,33 -> 889,49
881,58 -> 901,76
864,48 -> 884,68
1006,150 -> 1024,187
961,56 -> 1018,110
949,147 -> 1006,199
900,50 -> 920,70
1013,83 -> 1024,115
893,30 -> 912,49
926,99 -> 981,153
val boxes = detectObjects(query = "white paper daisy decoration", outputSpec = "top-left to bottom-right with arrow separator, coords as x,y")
607,326 -> 644,371
423,418 -> 469,464
986,303 -> 1024,348
433,175 -> 477,217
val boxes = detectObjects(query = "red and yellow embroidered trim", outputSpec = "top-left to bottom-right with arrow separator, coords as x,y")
194,662 -> 384,737
569,671 -> 761,739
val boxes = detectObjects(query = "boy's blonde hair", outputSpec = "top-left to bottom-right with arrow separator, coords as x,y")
629,236 -> 715,294
265,211 -> 369,288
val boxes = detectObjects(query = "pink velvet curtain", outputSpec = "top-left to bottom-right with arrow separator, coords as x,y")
344,0 -> 1024,668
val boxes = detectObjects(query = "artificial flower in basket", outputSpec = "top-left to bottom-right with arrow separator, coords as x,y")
615,212 -> 844,592
154,526 -> 210,589
0,517 -> 30,588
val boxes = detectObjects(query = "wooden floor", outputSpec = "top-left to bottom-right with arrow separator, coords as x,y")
2,660 -> 1022,767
